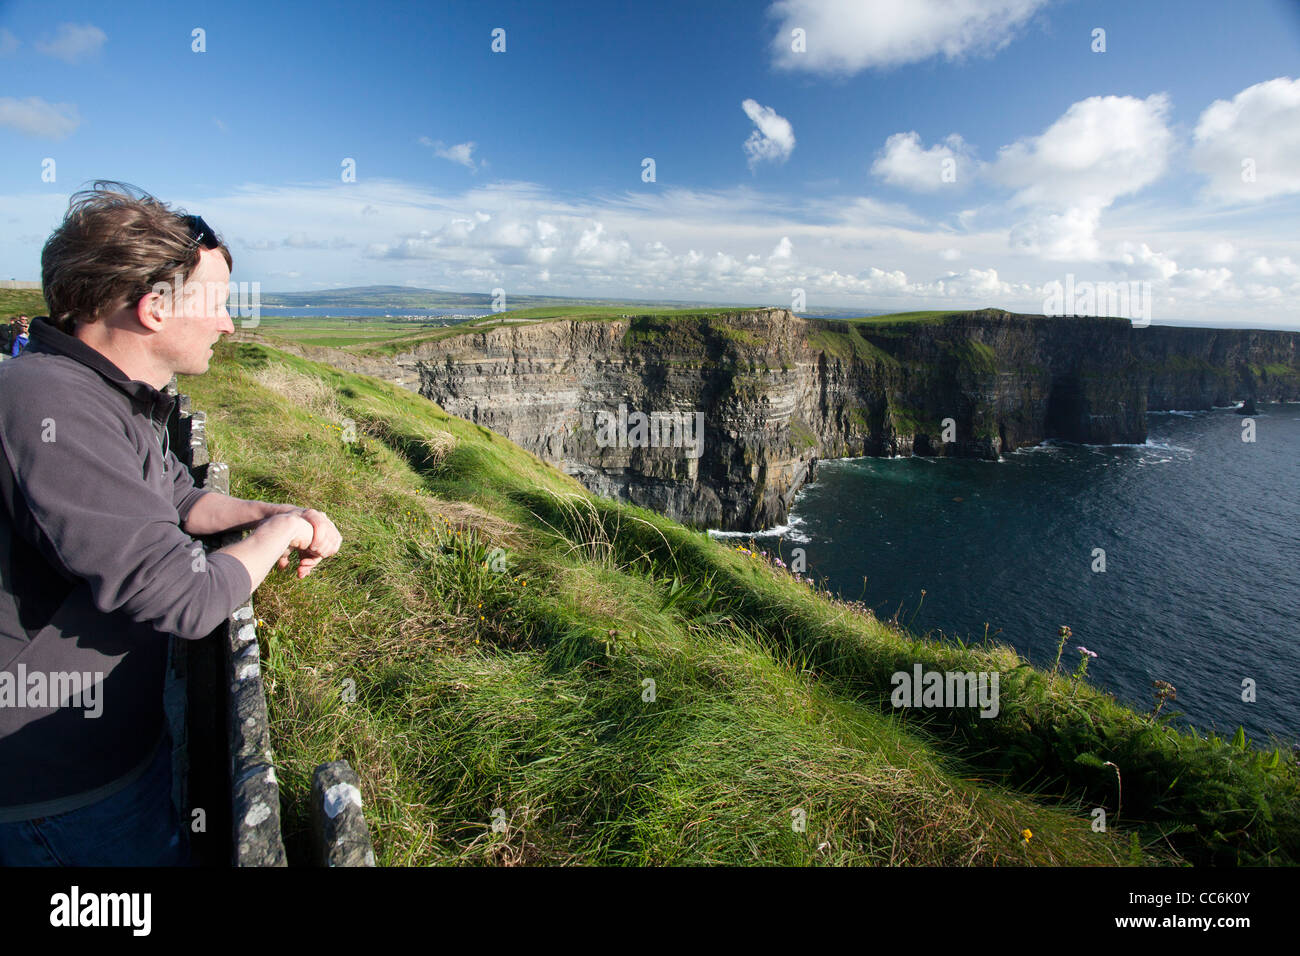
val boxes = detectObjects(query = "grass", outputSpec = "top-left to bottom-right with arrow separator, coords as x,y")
485,305 -> 767,323
804,322 -> 901,367
789,419 -> 819,451
888,404 -> 943,436
1250,362 -> 1298,380
250,317 -> 476,349
175,337 -> 1300,867
951,340 -> 999,378
336,306 -> 774,358
0,288 -> 48,318
851,310 -> 966,325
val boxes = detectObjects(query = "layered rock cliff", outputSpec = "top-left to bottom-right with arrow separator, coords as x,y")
268,309 -> 1300,532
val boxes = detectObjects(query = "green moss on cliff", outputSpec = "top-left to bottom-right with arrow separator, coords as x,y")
845,407 -> 872,431
1251,363 -> 1298,379
888,403 -> 943,435
806,324 -> 900,367
714,324 -> 769,348
619,313 -> 782,358
851,310 -> 963,326
946,340 -> 998,378
789,419 -> 818,450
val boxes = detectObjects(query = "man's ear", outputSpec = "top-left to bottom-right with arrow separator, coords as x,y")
134,291 -> 168,332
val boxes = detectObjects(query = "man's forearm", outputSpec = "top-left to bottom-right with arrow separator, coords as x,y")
217,512 -> 316,593
182,492 -> 301,536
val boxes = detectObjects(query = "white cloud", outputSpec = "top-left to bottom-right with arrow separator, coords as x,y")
872,132 -> 973,192
1116,242 -> 1178,281
420,137 -> 480,171
1192,76 -> 1300,201
991,94 -> 1173,259
1172,267 -> 1233,297
0,96 -> 81,139
933,267 -> 1011,299
741,99 -> 795,170
769,0 -> 1049,74
1203,241 -> 1236,263
574,221 -> 632,267
34,23 -> 106,63
2,176 -> 1296,327
857,266 -> 910,292
1008,204 -> 1104,260
1246,255 -> 1299,278
991,94 -> 1172,208
283,234 -> 353,250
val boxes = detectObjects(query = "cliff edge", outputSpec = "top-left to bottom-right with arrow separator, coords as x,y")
255,308 -> 1300,532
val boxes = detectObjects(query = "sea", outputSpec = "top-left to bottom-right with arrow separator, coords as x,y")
712,403 -> 1300,745
258,307 -> 495,319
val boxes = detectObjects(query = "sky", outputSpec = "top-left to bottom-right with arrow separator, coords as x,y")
2,0 -> 1299,328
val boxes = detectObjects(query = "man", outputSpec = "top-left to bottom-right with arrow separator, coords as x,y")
0,181 -> 342,865
0,318 -> 15,360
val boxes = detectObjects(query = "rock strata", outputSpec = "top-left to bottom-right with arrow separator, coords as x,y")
254,309 -> 1300,532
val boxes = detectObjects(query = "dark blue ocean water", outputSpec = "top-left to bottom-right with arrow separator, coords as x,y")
259,307 -> 494,318
715,404 -> 1300,744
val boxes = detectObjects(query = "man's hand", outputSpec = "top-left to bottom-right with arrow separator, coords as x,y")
276,507 -> 342,578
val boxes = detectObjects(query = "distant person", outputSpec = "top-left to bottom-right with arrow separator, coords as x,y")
0,318 -> 16,360
0,181 -> 343,866
10,315 -> 30,357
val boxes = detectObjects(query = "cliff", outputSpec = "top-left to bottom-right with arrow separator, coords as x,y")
262,308 -> 1300,532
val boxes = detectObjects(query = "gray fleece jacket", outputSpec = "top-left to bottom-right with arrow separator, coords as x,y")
0,318 -> 252,821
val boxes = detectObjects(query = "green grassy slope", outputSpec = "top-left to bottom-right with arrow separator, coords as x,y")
179,339 -> 1299,866
0,289 -> 48,318
341,306 -> 776,357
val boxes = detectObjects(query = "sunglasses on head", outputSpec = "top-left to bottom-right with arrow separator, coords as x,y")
181,214 -> 220,252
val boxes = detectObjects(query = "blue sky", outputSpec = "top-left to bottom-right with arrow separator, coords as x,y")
2,0 -> 1299,327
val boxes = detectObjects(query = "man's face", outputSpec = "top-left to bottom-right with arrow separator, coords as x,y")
155,248 -> 234,376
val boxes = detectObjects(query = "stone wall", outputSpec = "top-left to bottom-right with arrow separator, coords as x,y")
163,379 -> 375,867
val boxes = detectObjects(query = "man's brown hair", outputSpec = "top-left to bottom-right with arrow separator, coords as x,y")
40,180 -> 233,334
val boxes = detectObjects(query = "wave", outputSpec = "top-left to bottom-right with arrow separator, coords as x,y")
1009,442 -> 1066,454
1008,438 -> 1192,461
707,512 -> 811,542
1095,439 -> 1193,452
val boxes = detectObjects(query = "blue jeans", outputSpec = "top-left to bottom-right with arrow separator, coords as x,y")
0,734 -> 190,866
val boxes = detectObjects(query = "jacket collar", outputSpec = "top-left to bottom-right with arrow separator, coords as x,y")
26,318 -> 177,422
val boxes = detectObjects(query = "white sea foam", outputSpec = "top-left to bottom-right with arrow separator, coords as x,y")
1078,437 -> 1192,452
707,512 -> 811,542
1009,442 -> 1063,455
